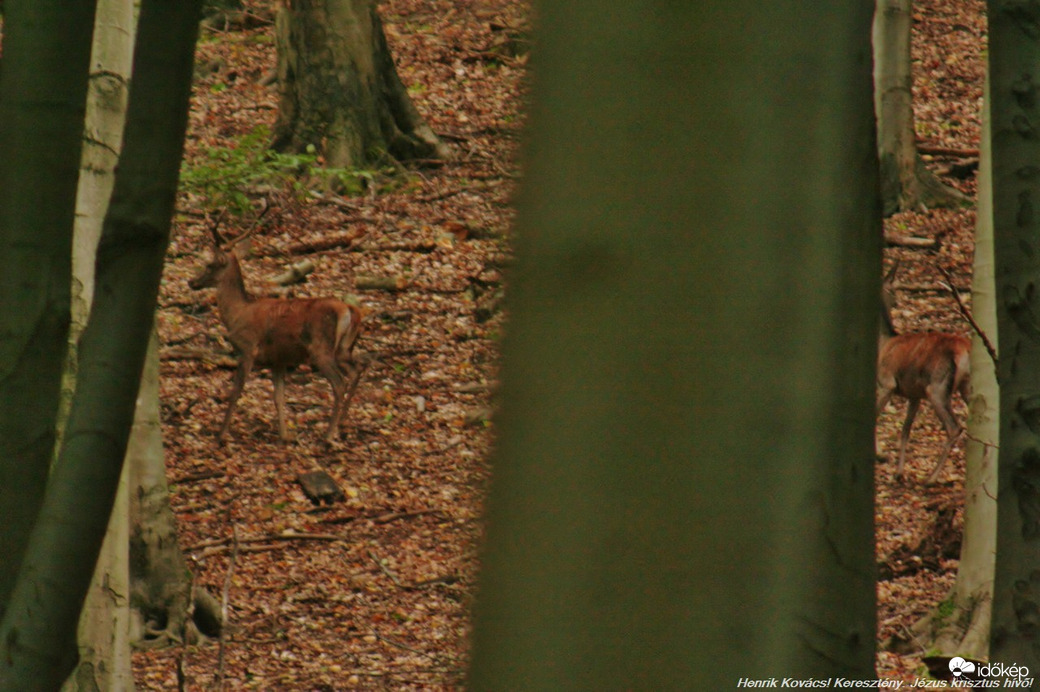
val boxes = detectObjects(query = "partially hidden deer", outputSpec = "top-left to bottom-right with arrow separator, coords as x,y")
876,264 -> 971,484
189,221 -> 364,443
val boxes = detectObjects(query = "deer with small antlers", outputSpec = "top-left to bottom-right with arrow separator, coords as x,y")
876,263 -> 971,484
189,214 -> 364,443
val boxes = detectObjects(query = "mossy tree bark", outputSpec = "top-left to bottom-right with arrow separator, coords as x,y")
271,0 -> 448,169
468,1 -> 880,687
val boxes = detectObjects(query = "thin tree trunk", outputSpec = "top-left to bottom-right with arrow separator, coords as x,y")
62,1 -> 137,688
468,2 -> 880,687
912,77 -> 996,660
129,330 -> 223,647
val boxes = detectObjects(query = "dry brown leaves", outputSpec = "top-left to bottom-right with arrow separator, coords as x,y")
876,0 -> 985,682
134,0 -> 526,688
133,0 -> 988,687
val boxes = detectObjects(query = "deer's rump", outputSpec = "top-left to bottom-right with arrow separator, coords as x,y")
878,332 -> 970,399
237,297 -> 358,368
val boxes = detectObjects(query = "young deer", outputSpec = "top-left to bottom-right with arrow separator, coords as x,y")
189,223 -> 364,443
876,265 -> 971,484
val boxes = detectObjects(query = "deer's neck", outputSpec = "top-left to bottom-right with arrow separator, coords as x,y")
216,255 -> 253,319
878,304 -> 898,352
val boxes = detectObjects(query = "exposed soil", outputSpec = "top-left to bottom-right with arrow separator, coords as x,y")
131,0 -> 987,687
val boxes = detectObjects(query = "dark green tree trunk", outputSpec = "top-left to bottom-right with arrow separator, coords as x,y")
271,0 -> 447,169
989,0 -> 1040,672
468,2 -> 880,688
0,0 -> 97,615
0,0 -> 202,686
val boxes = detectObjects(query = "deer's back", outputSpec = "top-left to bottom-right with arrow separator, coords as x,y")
228,297 -> 351,367
878,332 -> 970,401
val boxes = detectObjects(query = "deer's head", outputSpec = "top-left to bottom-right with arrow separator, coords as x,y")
188,214 -> 252,290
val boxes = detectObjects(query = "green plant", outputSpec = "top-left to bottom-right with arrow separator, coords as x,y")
180,126 -> 419,213
179,125 -> 319,215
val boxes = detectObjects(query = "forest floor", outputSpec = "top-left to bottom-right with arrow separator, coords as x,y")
874,0 -> 986,683
133,0 -> 524,688
131,0 -> 986,688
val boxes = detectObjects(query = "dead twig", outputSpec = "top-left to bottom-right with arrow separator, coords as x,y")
188,531 -> 346,553
211,524 -> 239,691
367,549 -> 459,591
375,633 -> 430,657
178,574 -> 196,692
373,509 -> 443,524
917,142 -> 980,157
936,264 -> 997,369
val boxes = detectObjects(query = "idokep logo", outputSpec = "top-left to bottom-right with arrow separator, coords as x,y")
948,657 -> 975,678
948,656 -> 1031,681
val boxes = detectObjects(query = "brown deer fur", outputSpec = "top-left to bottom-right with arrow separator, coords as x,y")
876,269 -> 970,484
190,232 -> 364,443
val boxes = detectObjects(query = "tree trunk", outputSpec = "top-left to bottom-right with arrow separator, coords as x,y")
271,0 -> 448,169
873,0 -> 968,216
989,0 -> 1040,671
0,0 -> 96,616
911,77 -> 996,661
129,330 -> 223,647
0,0 -> 203,686
63,0 -> 137,688
468,2 -> 880,687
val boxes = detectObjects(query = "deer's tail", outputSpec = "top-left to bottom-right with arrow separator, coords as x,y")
335,304 -> 363,363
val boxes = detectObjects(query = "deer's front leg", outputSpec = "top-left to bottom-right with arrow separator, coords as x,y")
218,354 -> 254,442
272,368 -> 290,441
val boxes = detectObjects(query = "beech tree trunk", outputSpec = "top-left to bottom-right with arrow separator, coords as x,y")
989,0 -> 1040,671
63,0 -> 137,688
872,0 -> 968,216
129,330 -> 222,648
911,79 -> 996,661
468,1 -> 880,687
271,0 -> 447,169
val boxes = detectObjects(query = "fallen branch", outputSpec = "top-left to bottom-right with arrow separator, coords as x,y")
937,264 -> 998,369
374,633 -> 430,657
188,531 -> 346,553
349,241 -> 439,254
356,274 -> 408,291
883,233 -> 938,249
172,470 -> 225,485
267,258 -> 315,286
373,509 -> 443,524
283,230 -> 365,255
367,549 -> 456,591
212,525 -> 239,690
917,143 -> 980,157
